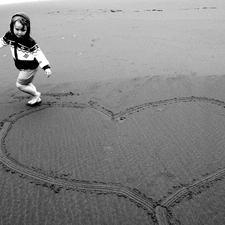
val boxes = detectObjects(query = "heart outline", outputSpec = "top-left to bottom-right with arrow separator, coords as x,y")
1,95 -> 225,224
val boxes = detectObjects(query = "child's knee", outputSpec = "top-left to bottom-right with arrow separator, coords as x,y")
16,82 -> 23,90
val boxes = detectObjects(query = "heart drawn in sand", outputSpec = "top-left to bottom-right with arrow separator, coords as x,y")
1,96 -> 225,224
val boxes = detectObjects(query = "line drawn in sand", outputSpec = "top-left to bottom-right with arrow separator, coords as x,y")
1,95 -> 225,225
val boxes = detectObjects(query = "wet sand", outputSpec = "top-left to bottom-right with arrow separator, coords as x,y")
1,0 -> 225,224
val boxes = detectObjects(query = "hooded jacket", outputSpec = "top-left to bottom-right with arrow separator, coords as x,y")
0,12 -> 50,71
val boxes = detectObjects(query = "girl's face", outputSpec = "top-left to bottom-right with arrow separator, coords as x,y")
13,21 -> 27,38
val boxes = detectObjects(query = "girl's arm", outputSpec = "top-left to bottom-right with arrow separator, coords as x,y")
0,36 -> 7,49
33,46 -> 50,69
32,45 -> 52,77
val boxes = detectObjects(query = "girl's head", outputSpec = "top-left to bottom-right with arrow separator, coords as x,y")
10,12 -> 31,39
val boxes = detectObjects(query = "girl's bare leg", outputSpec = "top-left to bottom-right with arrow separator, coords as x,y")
16,82 -> 41,104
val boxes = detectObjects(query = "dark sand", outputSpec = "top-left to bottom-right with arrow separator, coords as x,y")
1,0 -> 225,224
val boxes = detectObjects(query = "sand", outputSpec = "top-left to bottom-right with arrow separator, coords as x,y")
1,0 -> 225,224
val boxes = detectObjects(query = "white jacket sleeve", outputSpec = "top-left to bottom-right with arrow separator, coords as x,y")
0,36 -> 7,49
33,47 -> 50,69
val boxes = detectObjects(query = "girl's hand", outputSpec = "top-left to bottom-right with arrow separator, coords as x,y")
45,68 -> 52,78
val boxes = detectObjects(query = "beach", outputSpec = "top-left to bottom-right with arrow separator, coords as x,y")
0,0 -> 225,224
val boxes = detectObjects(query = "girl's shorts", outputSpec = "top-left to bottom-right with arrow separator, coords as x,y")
17,68 -> 38,85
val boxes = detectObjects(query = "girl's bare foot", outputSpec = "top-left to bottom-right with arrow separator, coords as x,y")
27,92 -> 41,105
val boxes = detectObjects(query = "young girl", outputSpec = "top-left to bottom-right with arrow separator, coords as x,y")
0,12 -> 52,105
